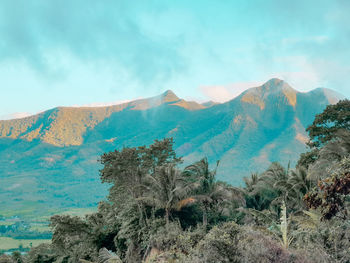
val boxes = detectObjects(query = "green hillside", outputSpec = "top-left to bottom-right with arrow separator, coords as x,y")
0,79 -> 343,214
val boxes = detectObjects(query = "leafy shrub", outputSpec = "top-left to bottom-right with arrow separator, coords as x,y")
186,224 -> 325,263
237,226 -> 313,263
189,221 -> 241,263
150,222 -> 206,254
0,254 -> 13,263
26,243 -> 57,263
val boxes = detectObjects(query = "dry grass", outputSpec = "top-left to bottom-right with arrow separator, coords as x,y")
0,237 -> 50,250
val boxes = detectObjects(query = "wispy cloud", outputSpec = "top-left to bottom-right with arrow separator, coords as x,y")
71,99 -> 134,108
0,0 -> 349,116
200,82 -> 263,102
0,112 -> 32,120
281,35 -> 330,46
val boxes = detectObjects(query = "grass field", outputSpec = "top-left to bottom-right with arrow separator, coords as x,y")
59,208 -> 96,217
0,206 -> 59,221
0,221 -> 15,226
29,224 -> 51,233
0,206 -> 96,221
0,207 -> 96,252
0,237 -> 50,250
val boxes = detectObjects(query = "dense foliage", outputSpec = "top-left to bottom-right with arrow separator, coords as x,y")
306,99 -> 350,148
5,100 -> 350,262
298,99 -> 350,168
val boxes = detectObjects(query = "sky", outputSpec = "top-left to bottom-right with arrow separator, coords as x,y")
0,0 -> 349,119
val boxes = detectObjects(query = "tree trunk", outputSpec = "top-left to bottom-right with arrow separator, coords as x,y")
165,208 -> 170,226
203,208 -> 208,227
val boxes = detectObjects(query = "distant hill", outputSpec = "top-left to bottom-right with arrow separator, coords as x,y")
0,78 -> 344,213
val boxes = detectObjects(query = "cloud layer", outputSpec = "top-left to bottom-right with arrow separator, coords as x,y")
0,0 -> 349,116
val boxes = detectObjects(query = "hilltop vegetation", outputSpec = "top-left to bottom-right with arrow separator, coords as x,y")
3,99 -> 350,263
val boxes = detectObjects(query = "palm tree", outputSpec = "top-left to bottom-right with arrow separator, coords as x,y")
243,172 -> 273,211
286,167 -> 314,209
184,158 -> 243,226
142,164 -> 190,225
243,172 -> 259,193
260,162 -> 289,192
249,162 -> 289,211
258,163 -> 314,211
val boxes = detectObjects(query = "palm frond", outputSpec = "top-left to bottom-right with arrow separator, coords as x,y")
98,247 -> 122,263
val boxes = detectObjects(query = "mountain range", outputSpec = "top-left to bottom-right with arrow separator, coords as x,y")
0,78 -> 343,213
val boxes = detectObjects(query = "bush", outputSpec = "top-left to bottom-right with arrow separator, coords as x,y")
184,223 -> 326,263
189,221 -> 241,263
26,243 -> 57,263
237,226 -> 316,263
146,222 -> 206,262
150,222 -> 184,252
0,254 -> 13,263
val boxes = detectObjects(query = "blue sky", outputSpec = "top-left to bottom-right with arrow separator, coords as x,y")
0,0 -> 349,119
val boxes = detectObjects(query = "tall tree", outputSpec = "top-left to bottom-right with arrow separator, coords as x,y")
306,99 -> 350,149
298,99 -> 350,169
243,172 -> 272,211
100,138 -> 181,200
99,138 -> 181,223
98,138 -> 182,258
184,158 -> 243,226
142,164 -> 190,225
287,167 -> 313,209
255,162 -> 288,208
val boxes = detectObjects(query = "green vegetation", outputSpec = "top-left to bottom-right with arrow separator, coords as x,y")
0,84 -> 340,218
299,99 -> 350,169
2,99 -> 350,262
306,99 -> 350,149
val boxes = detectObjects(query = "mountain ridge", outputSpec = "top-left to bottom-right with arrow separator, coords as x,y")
0,78 -> 342,147
0,89 -> 205,146
0,79 -> 345,212
1,78 -> 340,121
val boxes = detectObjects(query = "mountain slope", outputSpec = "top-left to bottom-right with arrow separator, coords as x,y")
0,90 -> 204,146
0,78 -> 343,212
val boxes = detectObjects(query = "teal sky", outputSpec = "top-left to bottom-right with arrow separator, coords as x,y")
0,0 -> 349,119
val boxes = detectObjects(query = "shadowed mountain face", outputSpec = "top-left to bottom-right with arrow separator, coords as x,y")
0,78 -> 344,212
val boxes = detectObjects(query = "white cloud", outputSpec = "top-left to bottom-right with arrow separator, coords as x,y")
199,81 -> 263,102
272,71 -> 320,92
71,99 -> 132,108
268,55 -> 323,91
0,112 -> 32,120
281,35 -> 329,46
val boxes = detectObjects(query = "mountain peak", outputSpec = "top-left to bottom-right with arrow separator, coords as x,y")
240,78 -> 297,109
161,90 -> 179,103
261,78 -> 293,91
264,78 -> 284,85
